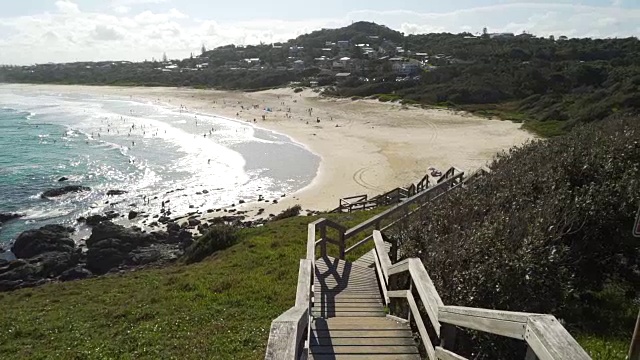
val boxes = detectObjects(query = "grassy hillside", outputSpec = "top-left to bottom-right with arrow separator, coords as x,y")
0,210 -> 381,359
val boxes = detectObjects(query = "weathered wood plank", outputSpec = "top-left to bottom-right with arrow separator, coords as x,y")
407,291 -> 436,360
409,259 -> 443,336
311,345 -> 419,354
435,346 -> 468,360
388,258 -> 410,276
388,290 -> 409,298
310,354 -> 420,360
438,305 -> 529,340
313,317 -> 410,328
373,230 -> 392,281
311,337 -> 416,346
525,315 -> 591,360
264,306 -> 308,360
295,259 -> 312,307
312,330 -> 414,338
372,245 -> 389,305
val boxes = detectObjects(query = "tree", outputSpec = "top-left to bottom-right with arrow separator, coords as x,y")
162,52 -> 168,62
201,44 -> 207,55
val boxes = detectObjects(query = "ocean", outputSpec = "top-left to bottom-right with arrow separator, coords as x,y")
0,86 -> 319,247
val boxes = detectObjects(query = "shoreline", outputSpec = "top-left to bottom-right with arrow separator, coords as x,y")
1,83 -> 534,223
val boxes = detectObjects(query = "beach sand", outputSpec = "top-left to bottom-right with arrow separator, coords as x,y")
16,84 -> 533,219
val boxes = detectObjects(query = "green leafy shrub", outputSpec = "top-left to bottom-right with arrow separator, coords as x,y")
182,225 -> 238,264
273,205 -> 302,221
392,116 -> 640,358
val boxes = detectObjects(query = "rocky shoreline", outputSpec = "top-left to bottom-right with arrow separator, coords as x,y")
0,180 -> 317,292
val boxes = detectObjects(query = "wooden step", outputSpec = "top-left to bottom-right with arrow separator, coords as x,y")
313,311 -> 386,317
312,317 -> 409,330
310,337 -> 416,346
310,354 -> 420,360
310,345 -> 419,354
312,330 -> 414,338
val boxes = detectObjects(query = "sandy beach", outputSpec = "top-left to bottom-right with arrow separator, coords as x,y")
11,84 -> 533,217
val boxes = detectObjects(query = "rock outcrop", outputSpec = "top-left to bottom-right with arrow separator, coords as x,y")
41,186 -> 91,198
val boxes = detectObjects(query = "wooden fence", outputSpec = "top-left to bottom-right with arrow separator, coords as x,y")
265,165 -> 589,360
265,168 -> 465,359
332,167 -> 463,213
371,230 -> 590,360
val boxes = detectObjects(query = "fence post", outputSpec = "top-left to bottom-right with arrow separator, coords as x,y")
320,224 -> 327,258
339,229 -> 346,260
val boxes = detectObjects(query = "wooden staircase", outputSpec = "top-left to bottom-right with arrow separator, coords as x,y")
309,256 -> 420,359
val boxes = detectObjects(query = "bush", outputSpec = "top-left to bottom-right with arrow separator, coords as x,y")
273,205 -> 302,221
293,87 -> 304,93
392,116 -> 640,358
182,225 -> 238,264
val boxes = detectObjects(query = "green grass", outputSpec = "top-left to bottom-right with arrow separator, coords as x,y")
0,211 -> 380,359
0,207 -> 621,358
522,119 -> 568,137
578,334 -> 630,360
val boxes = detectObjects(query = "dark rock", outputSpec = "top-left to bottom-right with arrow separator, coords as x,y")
77,216 -> 87,223
158,216 -> 170,224
273,199 -> 278,204
238,200 -> 245,204
41,186 -> 90,198
11,225 -> 75,259
0,213 -> 24,223
128,211 -> 138,220
86,245 -> 126,274
59,266 -> 92,281
206,209 -> 214,213
202,190 -> 209,194
149,222 -> 159,227
85,215 -> 107,226
189,205 -> 195,209
188,218 -> 201,226
166,222 -> 180,233
57,177 -> 69,182
106,190 -> 128,196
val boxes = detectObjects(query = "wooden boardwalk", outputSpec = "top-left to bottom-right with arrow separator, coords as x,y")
310,256 -> 420,360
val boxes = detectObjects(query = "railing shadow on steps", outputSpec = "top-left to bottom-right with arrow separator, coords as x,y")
264,166 -> 465,360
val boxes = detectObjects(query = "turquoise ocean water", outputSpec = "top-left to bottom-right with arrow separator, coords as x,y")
0,86 -> 319,248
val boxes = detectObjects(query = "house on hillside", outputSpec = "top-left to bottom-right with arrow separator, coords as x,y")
337,40 -> 350,48
293,60 -> 305,71
392,59 -> 421,76
489,33 -> 515,39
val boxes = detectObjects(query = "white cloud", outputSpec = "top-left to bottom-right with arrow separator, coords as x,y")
113,6 -> 131,14
0,2 -> 638,65
55,0 -> 80,14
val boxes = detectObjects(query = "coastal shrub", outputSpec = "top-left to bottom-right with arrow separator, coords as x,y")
273,205 -> 302,221
377,94 -> 401,102
293,87 -> 304,93
182,225 -> 238,264
391,116 -> 640,358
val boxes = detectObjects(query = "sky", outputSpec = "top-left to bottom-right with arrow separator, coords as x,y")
0,0 -> 638,65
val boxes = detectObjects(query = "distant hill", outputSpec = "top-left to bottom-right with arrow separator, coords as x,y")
1,21 -> 639,135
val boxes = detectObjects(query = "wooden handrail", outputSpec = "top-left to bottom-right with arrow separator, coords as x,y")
344,171 -> 464,241
379,238 -> 591,360
266,166 -> 465,360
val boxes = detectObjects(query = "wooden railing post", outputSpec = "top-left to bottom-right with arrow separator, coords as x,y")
339,230 -> 346,259
320,224 -> 327,258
